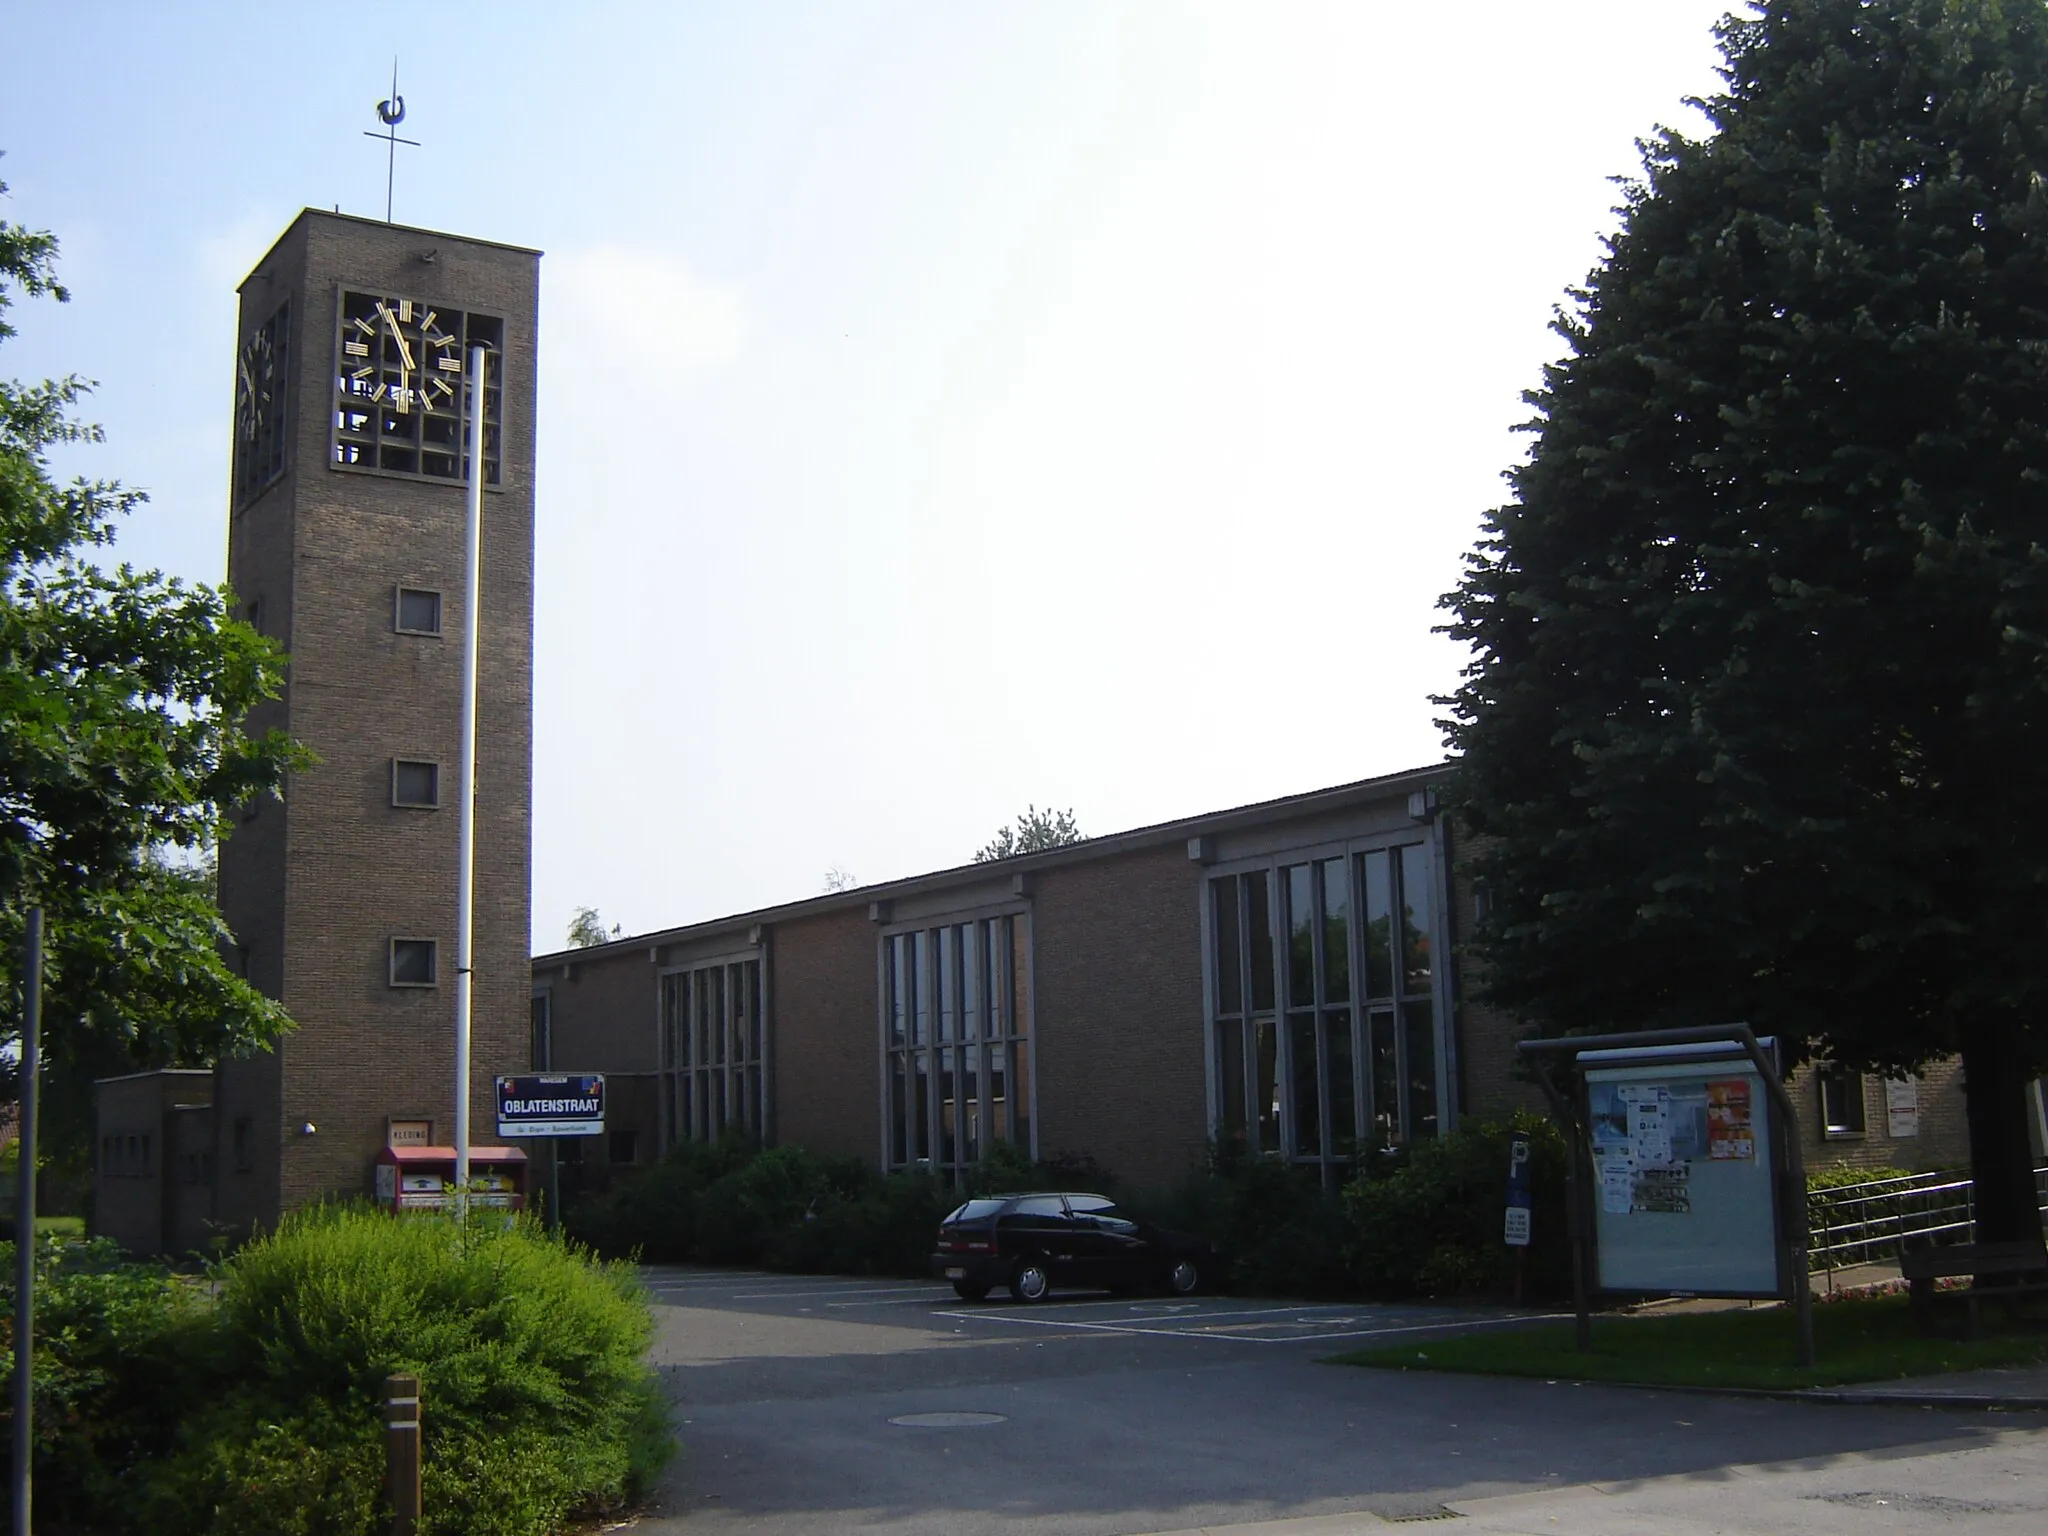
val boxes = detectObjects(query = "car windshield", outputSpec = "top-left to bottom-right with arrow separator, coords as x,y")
943,1200 -> 1008,1224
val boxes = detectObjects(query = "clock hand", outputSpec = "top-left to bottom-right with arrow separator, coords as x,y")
383,309 -> 416,372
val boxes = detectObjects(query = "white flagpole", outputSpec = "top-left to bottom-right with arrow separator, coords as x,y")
455,343 -> 487,1206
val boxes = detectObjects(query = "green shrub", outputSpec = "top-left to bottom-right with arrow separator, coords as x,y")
1142,1144 -> 1352,1297
182,1203 -> 667,1536
767,1167 -> 952,1277
565,1130 -> 756,1261
1343,1111 -> 1570,1300
571,1137 -> 1091,1276
0,1235 -> 212,1522
1805,1161 -> 1962,1271
142,1398 -> 382,1536
4,1208 -> 670,1536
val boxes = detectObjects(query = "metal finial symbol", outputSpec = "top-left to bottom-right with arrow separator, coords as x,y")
363,57 -> 421,224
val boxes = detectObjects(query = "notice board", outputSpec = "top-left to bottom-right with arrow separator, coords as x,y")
1586,1058 -> 1782,1296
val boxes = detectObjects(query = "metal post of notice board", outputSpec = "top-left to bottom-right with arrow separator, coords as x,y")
1522,1024 -> 1813,1370
1527,1053 -> 1595,1352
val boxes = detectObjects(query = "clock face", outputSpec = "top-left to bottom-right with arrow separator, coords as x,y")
233,301 -> 290,505
332,289 -> 504,484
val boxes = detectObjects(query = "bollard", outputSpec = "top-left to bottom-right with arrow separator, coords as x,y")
385,1372 -> 422,1535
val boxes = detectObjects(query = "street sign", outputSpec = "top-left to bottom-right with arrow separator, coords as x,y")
1504,1131 -> 1533,1247
495,1073 -> 604,1138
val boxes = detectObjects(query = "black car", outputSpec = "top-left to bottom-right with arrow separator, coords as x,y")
930,1191 -> 1211,1302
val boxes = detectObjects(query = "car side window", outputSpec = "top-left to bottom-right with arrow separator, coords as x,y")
1012,1196 -> 1067,1218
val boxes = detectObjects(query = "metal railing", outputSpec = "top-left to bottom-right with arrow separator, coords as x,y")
1808,1164 -> 2048,1279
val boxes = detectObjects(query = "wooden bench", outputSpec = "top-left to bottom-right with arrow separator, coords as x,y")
1900,1240 -> 2048,1338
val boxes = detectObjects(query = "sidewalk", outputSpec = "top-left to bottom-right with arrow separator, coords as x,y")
1792,1360 -> 2048,1410
1130,1423 -> 2048,1536
1810,1258 -> 1902,1295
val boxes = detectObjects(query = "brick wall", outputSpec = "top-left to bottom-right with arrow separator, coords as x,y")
1031,844 -> 1209,1194
770,906 -> 880,1161
92,1072 -> 214,1256
1792,1057 -> 1970,1175
539,949 -> 660,1075
216,212 -> 536,1226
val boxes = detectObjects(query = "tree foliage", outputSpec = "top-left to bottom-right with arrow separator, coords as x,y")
974,804 -> 1083,863
566,905 -> 619,947
0,184 -> 304,1163
1439,2 -> 2048,1235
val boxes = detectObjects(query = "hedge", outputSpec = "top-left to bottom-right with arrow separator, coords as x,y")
0,1206 -> 669,1536
573,1115 -> 1575,1303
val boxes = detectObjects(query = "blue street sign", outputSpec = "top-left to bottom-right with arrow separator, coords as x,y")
496,1074 -> 605,1137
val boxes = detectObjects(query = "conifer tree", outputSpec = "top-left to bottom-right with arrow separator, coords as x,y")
1443,0 -> 2048,1240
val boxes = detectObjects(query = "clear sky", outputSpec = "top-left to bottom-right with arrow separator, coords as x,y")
2,1 -> 1733,949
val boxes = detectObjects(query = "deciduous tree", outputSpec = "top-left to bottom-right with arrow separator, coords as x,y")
567,906 -> 620,947
0,186 -> 303,1180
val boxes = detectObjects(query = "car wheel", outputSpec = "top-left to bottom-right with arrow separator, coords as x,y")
1009,1259 -> 1051,1303
952,1281 -> 990,1302
1167,1258 -> 1200,1296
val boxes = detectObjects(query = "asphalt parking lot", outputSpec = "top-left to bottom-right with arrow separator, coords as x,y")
640,1264 -> 1559,1348
636,1267 -> 2046,1536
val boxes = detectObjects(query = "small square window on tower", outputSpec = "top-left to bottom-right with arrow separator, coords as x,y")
389,937 -> 439,988
394,586 -> 443,636
391,759 -> 441,808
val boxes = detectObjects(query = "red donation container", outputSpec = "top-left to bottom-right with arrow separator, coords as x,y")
373,1145 -> 529,1212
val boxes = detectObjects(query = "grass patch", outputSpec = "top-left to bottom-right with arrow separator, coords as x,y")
1332,1294 -> 2048,1391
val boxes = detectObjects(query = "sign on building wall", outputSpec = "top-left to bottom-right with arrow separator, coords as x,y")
495,1074 -> 605,1138
1586,1058 -> 1781,1296
1885,1076 -> 1921,1138
386,1119 -> 433,1148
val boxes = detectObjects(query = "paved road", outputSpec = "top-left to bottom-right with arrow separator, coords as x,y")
637,1267 -> 2047,1535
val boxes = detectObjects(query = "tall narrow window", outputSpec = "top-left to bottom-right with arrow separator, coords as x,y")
1208,840 -> 1441,1166
883,912 -> 1033,1182
659,955 -> 766,1149
529,992 -> 552,1070
1212,876 -> 1246,1142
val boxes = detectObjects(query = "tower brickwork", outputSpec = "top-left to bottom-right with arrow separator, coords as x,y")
213,211 -> 538,1231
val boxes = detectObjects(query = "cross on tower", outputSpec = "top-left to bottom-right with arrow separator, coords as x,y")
363,59 -> 421,223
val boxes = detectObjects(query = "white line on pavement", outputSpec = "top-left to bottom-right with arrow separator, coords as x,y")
929,1308 -> 1571,1345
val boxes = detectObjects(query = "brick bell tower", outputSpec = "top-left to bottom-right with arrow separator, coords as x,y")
212,212 -> 539,1231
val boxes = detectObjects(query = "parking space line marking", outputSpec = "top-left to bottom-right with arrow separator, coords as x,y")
726,1285 -> 954,1301
945,1302 -> 1349,1325
930,1308 -> 1570,1344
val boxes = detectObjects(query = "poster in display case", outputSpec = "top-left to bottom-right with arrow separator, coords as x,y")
1585,1056 -> 1782,1296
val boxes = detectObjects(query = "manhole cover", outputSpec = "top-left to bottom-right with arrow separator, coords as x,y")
888,1411 -> 1008,1428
